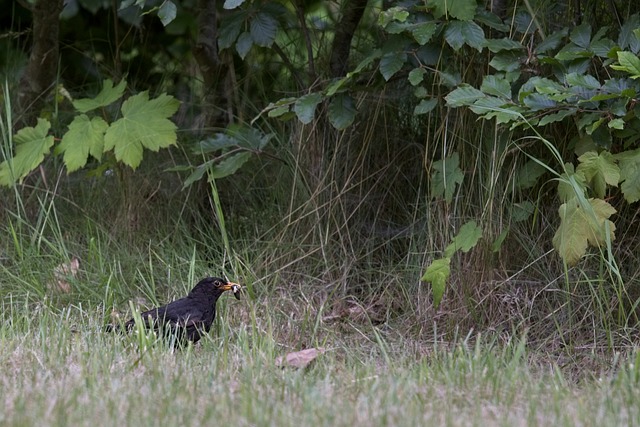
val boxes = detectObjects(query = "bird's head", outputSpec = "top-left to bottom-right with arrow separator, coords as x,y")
191,276 -> 242,300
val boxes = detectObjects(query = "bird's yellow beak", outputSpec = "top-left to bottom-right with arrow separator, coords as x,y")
221,282 -> 242,300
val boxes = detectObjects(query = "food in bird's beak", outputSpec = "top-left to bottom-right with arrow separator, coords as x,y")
231,284 -> 241,300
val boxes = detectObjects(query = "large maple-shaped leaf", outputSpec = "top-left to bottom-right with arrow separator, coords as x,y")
615,148 -> 640,203
576,151 -> 619,198
103,92 -> 180,169
0,118 -> 54,186
72,79 -> 126,113
552,198 -> 616,265
444,221 -> 482,257
557,162 -> 587,202
513,159 -> 546,191
421,257 -> 451,308
431,153 -> 464,204
56,115 -> 109,172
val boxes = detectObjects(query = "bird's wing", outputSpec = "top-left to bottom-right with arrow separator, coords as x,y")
154,299 -> 206,328
124,298 -> 208,330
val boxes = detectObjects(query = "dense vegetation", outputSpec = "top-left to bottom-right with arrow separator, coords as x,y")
2,0 -> 640,424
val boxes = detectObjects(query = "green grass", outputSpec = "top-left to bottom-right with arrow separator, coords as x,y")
0,302 -> 639,426
1,150 -> 638,426
2,81 -> 639,426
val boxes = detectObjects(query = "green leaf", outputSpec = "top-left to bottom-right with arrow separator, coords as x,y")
555,43 -> 593,61
267,105 -> 291,118
474,9 -> 509,31
411,21 -> 438,45
565,73 -> 601,89
591,38 -> 617,58
384,21 -> 410,35
491,228 -> 509,252
444,23 -> 464,50
182,161 -> 211,188
294,93 -> 323,124
103,92 -> 180,169
608,118 -> 625,130
615,148 -> 640,203
444,21 -> 485,51
378,6 -> 409,27
427,0 -> 477,21
218,12 -> 244,50
570,23 -> 592,49
250,11 -> 278,47
57,115 -> 109,172
480,75 -> 511,98
228,125 -> 272,150
208,151 -> 252,179
618,14 -> 640,53
444,220 -> 482,256
236,32 -> 253,59
489,50 -> 525,72
576,150 -> 620,198
484,38 -> 524,53
328,94 -> 356,130
552,197 -> 616,265
524,77 -> 564,95
421,258 -> 451,309
539,109 -> 576,126
460,21 -> 485,50
408,68 -> 426,86
523,93 -> 556,111
512,201 -> 534,222
445,84 -> 485,107
513,160 -> 546,191
379,52 -> 407,81
157,0 -> 177,26
0,118 -> 54,186
468,96 -> 506,116
414,86 -> 428,98
558,162 -> 588,202
223,0 -> 245,9
431,152 -> 464,204
72,79 -> 126,113
414,98 -> 438,115
195,134 -> 238,154
535,28 -> 569,54
439,71 -> 462,88
610,51 -> 640,79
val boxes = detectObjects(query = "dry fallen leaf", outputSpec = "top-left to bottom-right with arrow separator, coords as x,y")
275,347 -> 325,369
50,257 -> 80,293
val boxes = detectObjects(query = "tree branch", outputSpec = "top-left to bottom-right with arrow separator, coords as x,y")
329,0 -> 369,78
16,0 -> 64,127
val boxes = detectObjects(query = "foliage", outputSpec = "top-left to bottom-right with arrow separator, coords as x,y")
443,13 -> 640,265
0,79 -> 179,185
175,124 -> 272,187
422,221 -> 482,308
0,118 -> 54,185
430,153 -> 464,204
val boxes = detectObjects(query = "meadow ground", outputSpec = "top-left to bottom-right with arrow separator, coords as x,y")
1,293 -> 640,427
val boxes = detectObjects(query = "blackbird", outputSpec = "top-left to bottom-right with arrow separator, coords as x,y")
108,276 -> 241,346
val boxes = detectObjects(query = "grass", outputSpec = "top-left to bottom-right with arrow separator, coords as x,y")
2,64 -> 639,426
1,125 -> 639,425
0,301 -> 639,427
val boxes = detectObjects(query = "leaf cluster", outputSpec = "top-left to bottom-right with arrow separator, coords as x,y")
0,80 -> 180,186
